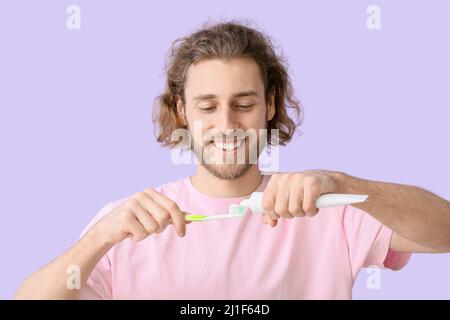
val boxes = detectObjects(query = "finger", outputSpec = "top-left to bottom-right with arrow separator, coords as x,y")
131,200 -> 159,234
144,189 -> 187,237
302,186 -> 320,217
261,212 -> 270,224
134,192 -> 171,233
274,175 -> 293,219
261,213 -> 278,227
125,216 -> 149,241
289,184 -> 305,217
180,215 -> 193,225
262,177 -> 279,221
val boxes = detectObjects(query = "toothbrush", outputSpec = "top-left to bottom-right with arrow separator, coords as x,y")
184,193 -> 369,222
184,206 -> 246,222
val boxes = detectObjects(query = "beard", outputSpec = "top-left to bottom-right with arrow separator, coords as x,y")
202,161 -> 252,180
191,131 -> 266,181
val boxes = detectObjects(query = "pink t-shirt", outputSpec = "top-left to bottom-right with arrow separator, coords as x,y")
80,174 -> 411,299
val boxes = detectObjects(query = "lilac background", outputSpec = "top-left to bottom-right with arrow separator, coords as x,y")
1,0 -> 449,299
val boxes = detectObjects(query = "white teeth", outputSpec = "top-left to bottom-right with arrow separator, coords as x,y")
212,139 -> 244,151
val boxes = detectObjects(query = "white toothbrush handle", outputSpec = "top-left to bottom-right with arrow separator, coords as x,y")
202,213 -> 244,221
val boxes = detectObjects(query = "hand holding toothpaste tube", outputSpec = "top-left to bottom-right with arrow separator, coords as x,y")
260,170 -> 351,227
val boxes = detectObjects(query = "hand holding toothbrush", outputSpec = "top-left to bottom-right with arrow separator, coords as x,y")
93,188 -> 190,244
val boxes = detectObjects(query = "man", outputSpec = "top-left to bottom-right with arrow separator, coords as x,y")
15,21 -> 450,299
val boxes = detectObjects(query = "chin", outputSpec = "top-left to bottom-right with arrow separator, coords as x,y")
202,163 -> 252,180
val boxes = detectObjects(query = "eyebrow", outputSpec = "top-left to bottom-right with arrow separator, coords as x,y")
192,90 -> 258,102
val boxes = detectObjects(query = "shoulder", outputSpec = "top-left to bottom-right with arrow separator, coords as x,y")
154,177 -> 188,196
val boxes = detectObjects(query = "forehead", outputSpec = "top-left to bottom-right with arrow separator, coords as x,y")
184,57 -> 265,100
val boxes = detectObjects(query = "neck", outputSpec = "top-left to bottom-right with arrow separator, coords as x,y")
190,165 -> 263,198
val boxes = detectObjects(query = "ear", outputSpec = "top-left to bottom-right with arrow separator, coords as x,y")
175,95 -> 187,127
267,90 -> 276,121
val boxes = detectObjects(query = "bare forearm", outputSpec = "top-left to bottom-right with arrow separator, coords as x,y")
337,172 -> 450,251
15,227 -> 113,300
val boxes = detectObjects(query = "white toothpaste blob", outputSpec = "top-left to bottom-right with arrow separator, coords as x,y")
228,204 -> 246,216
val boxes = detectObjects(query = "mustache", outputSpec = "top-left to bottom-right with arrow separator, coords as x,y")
202,130 -> 247,144
205,136 -> 245,144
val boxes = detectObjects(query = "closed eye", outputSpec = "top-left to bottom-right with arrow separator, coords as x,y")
198,106 -> 217,113
197,104 -> 255,113
237,104 -> 255,110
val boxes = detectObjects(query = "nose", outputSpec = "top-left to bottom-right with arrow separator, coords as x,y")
216,106 -> 238,134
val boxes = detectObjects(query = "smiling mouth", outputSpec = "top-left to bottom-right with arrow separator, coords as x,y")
210,137 -> 246,152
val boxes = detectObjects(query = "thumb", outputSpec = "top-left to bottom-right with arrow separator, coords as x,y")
261,212 -> 278,227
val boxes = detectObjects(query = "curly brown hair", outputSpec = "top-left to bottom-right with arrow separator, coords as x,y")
153,20 -> 304,148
